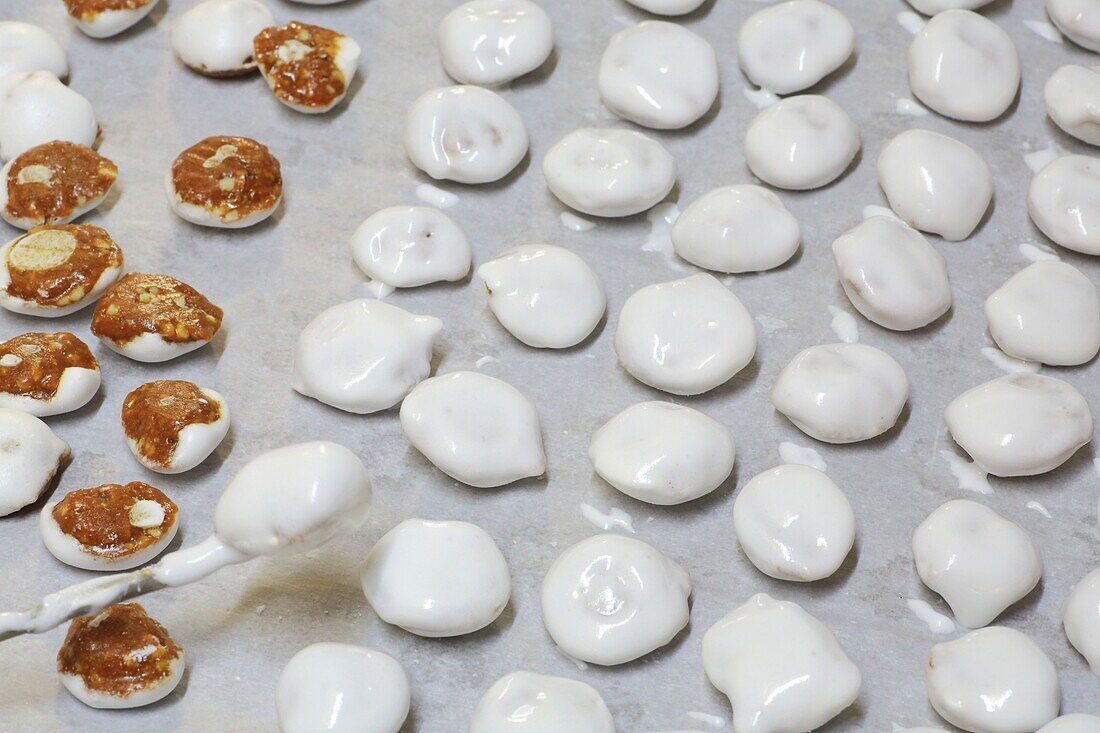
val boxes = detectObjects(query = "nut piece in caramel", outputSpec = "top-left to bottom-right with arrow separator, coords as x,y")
122,380 -> 230,473
166,135 -> 282,228
0,141 -> 117,229
0,332 -> 100,416
253,21 -> 361,114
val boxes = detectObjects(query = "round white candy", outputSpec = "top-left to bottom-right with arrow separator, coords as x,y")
905,0 -> 996,13
734,464 -> 855,582
350,206 -> 471,289
125,387 -> 231,474
671,185 -> 800,274
541,533 -> 690,666
1028,155 -> 1100,256
744,95 -> 860,191
404,86 -> 528,184
469,671 -> 615,733
877,129 -> 992,242
907,10 -> 1019,122
831,215 -> 951,331
0,408 -> 68,517
170,0 -> 275,76
438,0 -> 553,86
1063,567 -> 1100,676
589,401 -> 735,505
361,518 -> 511,637
614,273 -> 756,396
598,21 -> 718,130
0,72 -> 97,162
771,343 -> 909,444
277,643 -> 410,733
738,1 -> 854,96
1047,0 -> 1100,52
945,374 -> 1093,477
1045,66 -> 1100,147
400,371 -> 545,487
1039,716 -> 1100,733
624,0 -> 706,15
293,299 -> 442,415
542,128 -> 676,218
71,0 -> 162,38
0,22 -> 68,79
476,244 -> 605,349
926,627 -> 1060,733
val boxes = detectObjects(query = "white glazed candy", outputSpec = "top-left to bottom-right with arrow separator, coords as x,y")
542,128 -> 676,217
906,0 -> 996,13
737,1 -> 855,96
985,261 -> 1100,366
476,244 -> 605,349
625,0 -> 706,15
733,464 -> 855,582
877,129 -> 992,242
907,10 -> 1019,122
1063,566 -> 1100,675
598,21 -> 718,130
1039,716 -> 1100,733
438,0 -> 553,86
0,22 -> 68,79
831,215 -> 952,331
744,95 -> 860,191
469,672 -> 616,733
671,185 -> 800,274
277,643 -> 410,733
1045,66 -> 1100,147
404,86 -> 528,184
169,0 -> 275,77
702,593 -> 861,733
771,343 -> 909,444
360,519 -> 511,637
0,72 -> 97,162
293,299 -> 442,414
945,374 -> 1093,477
926,627 -> 1060,733
400,371 -> 545,487
589,401 -> 735,505
1047,0 -> 1100,52
0,408 -> 69,517
913,500 -> 1042,628
541,534 -> 691,665
65,0 -> 162,39
350,206 -> 471,288
1028,155 -> 1100,256
614,273 -> 756,396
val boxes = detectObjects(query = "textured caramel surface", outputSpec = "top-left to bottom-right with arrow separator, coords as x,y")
91,273 -> 222,346
0,332 -> 98,400
253,22 -> 347,109
63,0 -> 152,20
5,141 -> 118,225
3,224 -> 122,308
52,482 -> 177,558
170,136 -> 281,222
122,380 -> 222,467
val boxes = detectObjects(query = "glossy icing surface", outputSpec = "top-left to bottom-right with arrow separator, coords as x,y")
438,0 -> 553,86
737,1 -> 854,95
0,22 -> 68,79
1028,155 -> 1100,255
469,671 -> 616,733
351,206 -> 471,288
0,407 -> 69,516
0,72 -> 97,162
1063,566 -> 1100,676
744,95 -> 860,191
1044,65 -> 1100,146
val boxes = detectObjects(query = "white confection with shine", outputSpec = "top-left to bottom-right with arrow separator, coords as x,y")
0,408 -> 68,517
125,387 -> 230,474
926,627 -> 1060,733
1038,716 -> 1100,733
702,593 -> 862,733
400,371 -> 545,487
277,643 -> 410,733
832,215 -> 951,331
614,273 -> 757,395
60,640 -> 184,708
737,1 -> 855,96
598,21 -> 718,130
985,261 -> 1100,366
734,464 -> 855,582
40,492 -> 179,571
404,86 -> 528,184
70,0 -> 162,39
476,244 -> 605,349
589,401 -> 735,505
744,95 -> 860,190
945,374 -> 1093,477
877,129 -> 992,242
1047,0 -> 1100,52
771,343 -> 909,444
671,185 -> 801,274
0,363 -> 99,417
170,0 -> 275,76
437,0 -> 553,86
350,206 -> 471,288
0,22 -> 68,79
0,72 -> 97,162
913,500 -> 1042,628
469,672 -> 615,733
100,331 -> 209,363
292,299 -> 442,414
0,233 -> 122,317
542,128 -> 676,218
905,0 -> 996,14
1063,567 -> 1100,676
625,0 -> 706,15
1044,66 -> 1100,146
541,534 -> 691,665
1028,155 -> 1100,256
360,519 -> 511,637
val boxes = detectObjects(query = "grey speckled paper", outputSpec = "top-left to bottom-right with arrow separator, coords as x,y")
1,0 -> 1099,731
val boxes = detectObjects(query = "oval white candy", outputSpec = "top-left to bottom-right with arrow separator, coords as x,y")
624,0 -> 706,14
1047,0 -> 1100,52
1063,567 -> 1100,676
71,0 -> 162,38
170,0 -> 274,76
744,95 -> 860,191
905,0 -> 996,13
351,206 -> 471,288
738,0 -> 854,96
469,672 -> 615,733
0,72 -> 97,162
124,387 -> 231,474
945,373 -> 1093,477
614,273 -> 756,396
877,129 -> 992,242
361,519 -> 511,637
1045,66 -> 1100,147
1028,155 -> 1100,256
0,22 -> 68,79
0,408 -> 69,517
438,0 -> 553,86
400,371 -> 545,487
476,244 -> 605,349
1039,716 -> 1100,733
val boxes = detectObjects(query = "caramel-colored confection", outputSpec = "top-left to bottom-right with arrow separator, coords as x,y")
122,380 -> 222,467
3,224 -> 122,308
5,141 -> 118,225
0,332 -> 98,400
57,604 -> 182,699
63,0 -> 152,20
170,136 -> 282,222
91,273 -> 223,345
52,482 -> 177,558
253,21 -> 348,109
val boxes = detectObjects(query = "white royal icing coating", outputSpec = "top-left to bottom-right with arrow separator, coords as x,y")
438,0 -> 553,86
1028,155 -> 1100,256
40,492 -> 179,571
1038,716 -> 1100,733
99,331 -> 210,364
71,0 -> 162,39
125,386 -> 230,473
1063,566 -> 1100,676
0,72 -> 97,162
0,408 -> 69,517
744,95 -> 860,190
170,0 -> 274,76
1047,0 -> 1100,52
1045,65 -> 1100,147
0,22 -> 68,79
905,0 -> 996,14
351,206 -> 471,288
0,362 -> 100,417
624,0 -> 706,15
469,671 -> 616,733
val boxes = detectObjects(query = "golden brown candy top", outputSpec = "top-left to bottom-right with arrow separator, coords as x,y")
51,482 -> 178,559
4,141 -> 117,226
3,224 -> 122,308
169,136 -> 281,223
122,380 -> 223,467
253,22 -> 349,110
91,273 -> 223,346
0,332 -> 98,400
